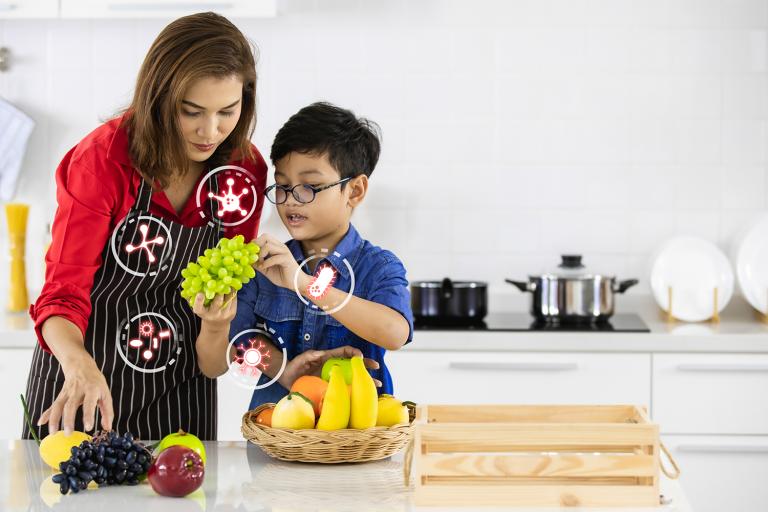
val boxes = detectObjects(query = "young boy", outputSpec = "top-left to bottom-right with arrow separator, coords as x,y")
194,102 -> 414,409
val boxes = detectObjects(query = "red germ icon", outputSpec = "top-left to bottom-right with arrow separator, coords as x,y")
128,319 -> 171,361
209,178 -> 248,217
234,338 -> 271,377
125,224 -> 165,263
307,264 -> 337,300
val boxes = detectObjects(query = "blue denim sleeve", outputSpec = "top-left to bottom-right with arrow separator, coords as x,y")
229,278 -> 261,343
367,251 -> 414,344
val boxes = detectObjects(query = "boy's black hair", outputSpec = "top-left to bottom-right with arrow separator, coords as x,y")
270,102 -> 381,179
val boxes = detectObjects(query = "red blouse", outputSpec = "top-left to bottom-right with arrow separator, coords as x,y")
29,114 -> 268,352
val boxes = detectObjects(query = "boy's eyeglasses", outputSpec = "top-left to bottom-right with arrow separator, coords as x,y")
264,177 -> 351,205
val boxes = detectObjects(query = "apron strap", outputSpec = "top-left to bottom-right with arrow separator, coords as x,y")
206,170 -> 220,221
133,177 -> 153,213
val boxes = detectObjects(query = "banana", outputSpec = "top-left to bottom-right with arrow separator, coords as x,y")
316,365 -> 350,430
349,356 -> 378,429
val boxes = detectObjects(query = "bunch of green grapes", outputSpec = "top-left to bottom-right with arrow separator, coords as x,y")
180,235 -> 260,306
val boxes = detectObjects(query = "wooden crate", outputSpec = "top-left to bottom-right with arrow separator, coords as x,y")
408,405 -> 668,508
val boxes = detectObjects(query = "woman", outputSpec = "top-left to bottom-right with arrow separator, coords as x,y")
22,12 -> 266,441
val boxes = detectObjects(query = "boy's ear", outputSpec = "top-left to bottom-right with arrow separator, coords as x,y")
346,175 -> 368,208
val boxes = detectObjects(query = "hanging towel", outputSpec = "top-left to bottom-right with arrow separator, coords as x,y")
0,98 -> 35,201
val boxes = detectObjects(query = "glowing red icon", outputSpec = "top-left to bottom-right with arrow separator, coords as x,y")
307,264 -> 337,300
209,178 -> 249,217
125,223 -> 165,263
234,338 -> 271,377
128,320 -> 171,361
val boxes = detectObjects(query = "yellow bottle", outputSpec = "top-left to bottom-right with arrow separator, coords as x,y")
316,365 -> 350,430
5,203 -> 29,313
349,356 -> 378,429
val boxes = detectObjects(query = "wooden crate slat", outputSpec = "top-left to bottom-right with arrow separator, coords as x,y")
419,453 -> 657,478
425,404 -> 645,424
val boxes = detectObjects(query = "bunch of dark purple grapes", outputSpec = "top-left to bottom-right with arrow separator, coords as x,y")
51,431 -> 153,495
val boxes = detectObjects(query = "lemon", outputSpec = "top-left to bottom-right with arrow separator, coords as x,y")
376,395 -> 410,427
39,431 -> 92,470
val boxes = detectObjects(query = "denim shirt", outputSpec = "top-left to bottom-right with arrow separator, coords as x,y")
229,224 -> 414,410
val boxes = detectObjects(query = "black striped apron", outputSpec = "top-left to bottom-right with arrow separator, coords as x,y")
22,173 -> 223,441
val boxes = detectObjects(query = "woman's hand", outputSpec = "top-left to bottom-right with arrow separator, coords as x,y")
192,292 -> 237,330
37,352 -> 114,435
254,233 -> 309,291
279,345 -> 382,390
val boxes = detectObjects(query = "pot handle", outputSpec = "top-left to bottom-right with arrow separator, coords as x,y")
440,277 -> 453,300
505,279 -> 532,293
615,279 -> 639,294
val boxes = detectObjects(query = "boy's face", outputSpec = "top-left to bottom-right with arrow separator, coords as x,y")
273,151 -> 358,241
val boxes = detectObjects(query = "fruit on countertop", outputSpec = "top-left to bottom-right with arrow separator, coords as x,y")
50,431 -> 152,495
180,235 -> 259,307
376,395 -> 411,427
255,406 -> 274,427
316,365 -> 351,430
349,356 -> 378,429
147,445 -> 205,498
271,392 -> 316,430
156,429 -> 207,465
321,357 -> 352,385
39,430 -> 92,470
290,375 -> 328,418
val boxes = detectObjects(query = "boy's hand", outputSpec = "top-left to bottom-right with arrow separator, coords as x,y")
254,233 -> 309,291
279,345 -> 382,390
192,292 -> 237,330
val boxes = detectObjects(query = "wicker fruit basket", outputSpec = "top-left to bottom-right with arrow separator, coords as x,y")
242,402 -> 417,463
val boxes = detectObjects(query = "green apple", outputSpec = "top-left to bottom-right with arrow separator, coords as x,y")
321,357 -> 353,384
156,430 -> 206,465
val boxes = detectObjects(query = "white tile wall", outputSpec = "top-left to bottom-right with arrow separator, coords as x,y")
0,0 -> 766,300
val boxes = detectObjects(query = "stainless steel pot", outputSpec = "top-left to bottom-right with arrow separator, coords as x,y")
411,278 -> 487,324
506,255 -> 638,323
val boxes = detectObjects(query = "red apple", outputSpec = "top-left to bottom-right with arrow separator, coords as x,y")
147,445 -> 205,497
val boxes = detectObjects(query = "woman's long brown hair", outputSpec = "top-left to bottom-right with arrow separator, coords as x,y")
119,11 -> 257,189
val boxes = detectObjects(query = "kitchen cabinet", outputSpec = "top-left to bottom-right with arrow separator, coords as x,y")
0,348 -> 33,440
0,0 -> 58,18
217,370 -> 254,441
386,350 -> 651,406
653,353 -> 768,435
662,435 -> 768,512
60,0 -> 276,19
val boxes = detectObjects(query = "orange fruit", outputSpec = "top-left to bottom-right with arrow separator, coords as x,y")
255,407 -> 274,427
290,376 -> 328,417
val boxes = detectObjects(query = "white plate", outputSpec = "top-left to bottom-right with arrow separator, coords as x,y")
650,236 -> 734,322
734,214 -> 768,315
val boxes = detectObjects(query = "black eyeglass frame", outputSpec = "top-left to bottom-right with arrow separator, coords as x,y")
263,177 -> 352,204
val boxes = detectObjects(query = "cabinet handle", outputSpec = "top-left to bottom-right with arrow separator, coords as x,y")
676,444 -> 768,454
676,363 -> 768,373
449,362 -> 579,372
107,2 -> 234,11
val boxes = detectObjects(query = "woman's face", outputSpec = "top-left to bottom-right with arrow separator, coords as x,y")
179,74 -> 243,164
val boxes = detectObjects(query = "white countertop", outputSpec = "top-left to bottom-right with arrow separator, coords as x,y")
3,291 -> 768,353
0,440 -> 691,512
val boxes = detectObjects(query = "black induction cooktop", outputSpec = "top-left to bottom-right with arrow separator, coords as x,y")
414,313 -> 651,333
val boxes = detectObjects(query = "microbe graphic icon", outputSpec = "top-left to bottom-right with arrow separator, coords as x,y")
128,319 -> 171,361
209,178 -> 249,217
234,338 -> 271,377
307,264 -> 337,300
125,224 -> 165,263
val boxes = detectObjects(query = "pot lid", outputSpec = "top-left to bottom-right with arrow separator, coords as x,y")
538,255 -> 613,279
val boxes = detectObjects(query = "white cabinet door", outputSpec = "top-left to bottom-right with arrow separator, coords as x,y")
663,435 -> 768,512
216,372 -> 254,441
653,353 -> 768,435
386,350 -> 651,406
0,348 -> 34,439
60,0 -> 276,19
0,0 -> 57,18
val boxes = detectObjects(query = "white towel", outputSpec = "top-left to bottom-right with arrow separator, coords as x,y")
0,98 -> 35,201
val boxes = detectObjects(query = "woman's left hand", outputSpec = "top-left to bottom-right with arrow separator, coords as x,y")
192,292 -> 237,329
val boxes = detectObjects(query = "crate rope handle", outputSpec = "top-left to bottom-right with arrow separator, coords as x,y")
403,439 -> 414,486
659,441 -> 681,479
